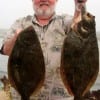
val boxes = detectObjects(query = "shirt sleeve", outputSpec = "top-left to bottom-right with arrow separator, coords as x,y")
0,18 -> 24,54
3,15 -> 33,44
4,18 -> 24,42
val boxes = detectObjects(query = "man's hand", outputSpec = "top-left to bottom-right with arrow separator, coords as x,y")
74,0 -> 87,11
72,0 -> 95,38
72,0 -> 87,28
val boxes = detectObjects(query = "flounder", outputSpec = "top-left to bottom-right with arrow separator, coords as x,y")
60,1 -> 99,100
8,26 -> 45,100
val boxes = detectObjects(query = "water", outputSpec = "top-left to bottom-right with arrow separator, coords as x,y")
0,38 -> 100,91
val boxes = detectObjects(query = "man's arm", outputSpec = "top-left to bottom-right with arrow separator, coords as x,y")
0,19 -> 23,56
3,29 -> 21,56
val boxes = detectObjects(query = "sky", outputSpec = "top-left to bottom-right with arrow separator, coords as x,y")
0,0 -> 100,31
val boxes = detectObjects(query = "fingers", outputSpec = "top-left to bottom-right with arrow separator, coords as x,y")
75,0 -> 87,8
74,0 -> 87,10
75,0 -> 87,4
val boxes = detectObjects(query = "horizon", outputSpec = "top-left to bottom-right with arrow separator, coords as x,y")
0,0 -> 100,31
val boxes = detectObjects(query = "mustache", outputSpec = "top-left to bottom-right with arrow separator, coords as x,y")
39,2 -> 49,6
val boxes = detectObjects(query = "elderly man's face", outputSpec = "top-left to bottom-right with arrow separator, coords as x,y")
32,0 -> 57,18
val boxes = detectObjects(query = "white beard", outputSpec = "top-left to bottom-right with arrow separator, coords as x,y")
33,5 -> 55,18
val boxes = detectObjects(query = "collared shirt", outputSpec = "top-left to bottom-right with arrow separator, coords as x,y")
4,14 -> 74,100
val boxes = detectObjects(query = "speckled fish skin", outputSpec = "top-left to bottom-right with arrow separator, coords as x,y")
60,13 -> 99,100
8,26 -> 45,100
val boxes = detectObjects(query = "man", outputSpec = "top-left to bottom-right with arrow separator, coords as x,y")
0,0 -> 90,100
2,0 -> 86,56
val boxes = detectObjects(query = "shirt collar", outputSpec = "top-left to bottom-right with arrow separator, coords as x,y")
32,13 -> 57,26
